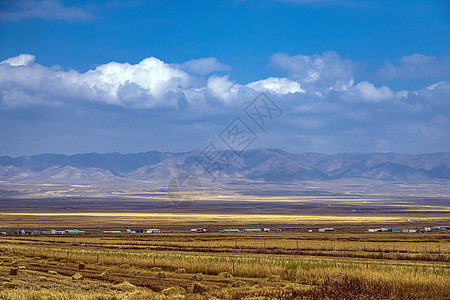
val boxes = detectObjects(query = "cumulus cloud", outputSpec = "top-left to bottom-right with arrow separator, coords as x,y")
377,54 -> 450,80
1,52 -> 449,154
271,51 -> 354,95
1,54 -> 36,66
179,57 -> 231,75
278,80 -> 450,152
0,54 -> 303,109
247,77 -> 304,95
0,0 -> 92,21
347,81 -> 394,102
0,55 -> 195,108
85,57 -> 192,100
206,75 -> 237,102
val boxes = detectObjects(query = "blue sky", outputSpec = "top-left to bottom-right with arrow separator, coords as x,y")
0,0 -> 449,156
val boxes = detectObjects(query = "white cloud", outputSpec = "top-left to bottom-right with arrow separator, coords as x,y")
85,57 -> 192,99
206,75 -> 236,102
1,52 -> 449,154
349,81 -> 394,102
1,52 -> 443,112
247,77 -> 304,95
0,0 -> 92,21
1,54 -> 36,66
271,51 -> 354,94
377,54 -> 450,80
0,54 -> 302,109
179,57 -> 230,75
0,55 -> 193,108
205,75 -> 256,106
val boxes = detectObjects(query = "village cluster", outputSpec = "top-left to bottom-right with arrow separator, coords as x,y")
307,226 -> 450,233
0,227 -> 281,235
0,225 -> 448,235
366,226 -> 450,233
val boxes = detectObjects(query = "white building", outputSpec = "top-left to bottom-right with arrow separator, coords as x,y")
319,228 -> 335,232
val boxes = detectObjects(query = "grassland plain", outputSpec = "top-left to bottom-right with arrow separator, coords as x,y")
0,230 -> 449,299
0,180 -> 449,298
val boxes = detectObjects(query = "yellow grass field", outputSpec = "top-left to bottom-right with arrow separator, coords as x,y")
1,227 -> 449,299
1,212 -> 448,232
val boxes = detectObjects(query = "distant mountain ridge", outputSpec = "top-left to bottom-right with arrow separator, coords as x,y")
0,149 -> 449,182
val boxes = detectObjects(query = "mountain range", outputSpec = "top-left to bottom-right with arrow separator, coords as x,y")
0,149 -> 449,182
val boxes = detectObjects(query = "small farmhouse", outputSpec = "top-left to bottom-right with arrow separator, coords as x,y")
66,229 -> 85,234
319,228 -> 335,232
191,228 -> 207,233
219,229 -> 241,233
243,229 -> 262,232
127,229 -> 145,233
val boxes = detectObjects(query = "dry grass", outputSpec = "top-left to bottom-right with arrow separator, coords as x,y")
71,273 -> 83,280
218,272 -> 233,278
0,229 -> 449,299
113,281 -> 136,292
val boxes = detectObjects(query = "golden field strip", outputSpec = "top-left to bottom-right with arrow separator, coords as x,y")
0,212 -> 449,232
